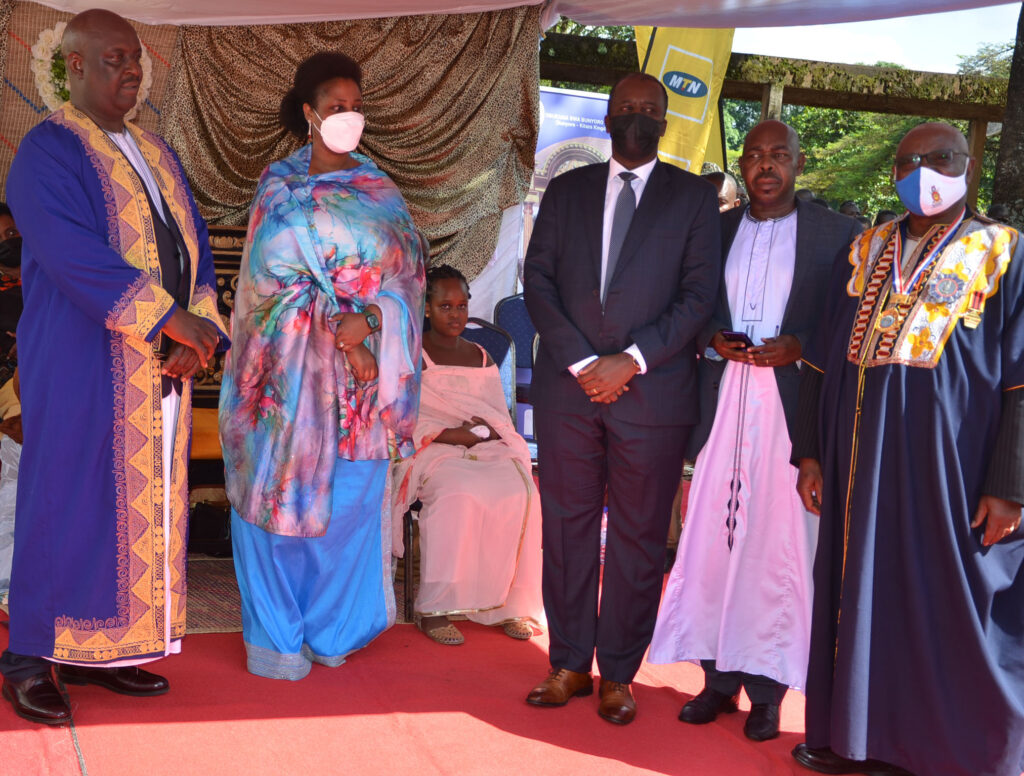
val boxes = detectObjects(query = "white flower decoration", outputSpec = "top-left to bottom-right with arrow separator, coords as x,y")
31,21 -> 152,120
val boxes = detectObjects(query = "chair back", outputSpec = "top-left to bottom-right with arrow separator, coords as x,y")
493,294 -> 536,370
462,318 -> 516,423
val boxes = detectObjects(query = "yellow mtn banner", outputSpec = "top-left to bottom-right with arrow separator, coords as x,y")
635,26 -> 734,172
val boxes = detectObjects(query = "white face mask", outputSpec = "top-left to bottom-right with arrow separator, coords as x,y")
893,164 -> 968,217
310,109 -> 364,154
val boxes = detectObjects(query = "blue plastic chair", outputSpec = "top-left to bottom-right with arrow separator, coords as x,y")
493,294 -> 536,403
461,318 -> 517,421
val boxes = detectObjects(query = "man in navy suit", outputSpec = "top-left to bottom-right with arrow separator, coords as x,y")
523,72 -> 720,725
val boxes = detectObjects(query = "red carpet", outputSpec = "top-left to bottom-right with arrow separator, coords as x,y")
0,615 -> 810,776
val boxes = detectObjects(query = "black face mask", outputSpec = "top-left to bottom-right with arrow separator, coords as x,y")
607,113 -> 663,161
0,237 -> 21,269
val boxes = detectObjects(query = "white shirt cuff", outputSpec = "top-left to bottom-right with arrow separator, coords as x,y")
625,344 -> 647,374
568,355 -> 598,376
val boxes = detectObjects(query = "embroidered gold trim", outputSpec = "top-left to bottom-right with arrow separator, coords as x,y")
845,219 -> 1018,369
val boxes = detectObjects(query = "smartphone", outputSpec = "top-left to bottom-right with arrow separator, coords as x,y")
721,330 -> 755,348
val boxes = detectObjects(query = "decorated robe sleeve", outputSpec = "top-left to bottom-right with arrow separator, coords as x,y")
983,236 -> 1024,503
185,194 -> 230,351
7,128 -> 175,342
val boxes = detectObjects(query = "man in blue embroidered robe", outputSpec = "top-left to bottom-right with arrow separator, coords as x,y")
791,122 -> 1024,776
0,10 -> 228,724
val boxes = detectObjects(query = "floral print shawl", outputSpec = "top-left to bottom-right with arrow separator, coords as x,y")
219,146 -> 425,537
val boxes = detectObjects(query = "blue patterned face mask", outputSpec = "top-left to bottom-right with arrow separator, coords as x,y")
894,165 -> 967,217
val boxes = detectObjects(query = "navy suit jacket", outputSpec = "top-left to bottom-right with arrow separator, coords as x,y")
523,160 -> 720,427
688,200 -> 862,453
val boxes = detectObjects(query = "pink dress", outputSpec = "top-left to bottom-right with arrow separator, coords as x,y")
392,345 -> 544,626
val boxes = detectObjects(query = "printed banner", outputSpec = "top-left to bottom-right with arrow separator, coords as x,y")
635,26 -> 734,172
529,86 -> 611,205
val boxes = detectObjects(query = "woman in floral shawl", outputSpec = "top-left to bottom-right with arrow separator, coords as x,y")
219,53 -> 425,680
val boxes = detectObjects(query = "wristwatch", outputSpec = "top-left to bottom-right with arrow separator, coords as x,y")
364,311 -> 381,333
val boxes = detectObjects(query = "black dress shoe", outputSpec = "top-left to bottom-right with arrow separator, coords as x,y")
744,703 -> 780,741
678,687 -> 740,724
2,673 -> 72,725
792,743 -> 913,775
57,665 -> 169,697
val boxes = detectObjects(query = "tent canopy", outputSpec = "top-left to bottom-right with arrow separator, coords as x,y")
26,0 -> 1010,27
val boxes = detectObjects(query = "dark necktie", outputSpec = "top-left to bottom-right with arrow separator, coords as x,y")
604,171 -> 637,303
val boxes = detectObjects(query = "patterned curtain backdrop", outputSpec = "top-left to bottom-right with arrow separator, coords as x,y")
0,3 -> 12,117
160,7 -> 540,279
0,1 -> 178,193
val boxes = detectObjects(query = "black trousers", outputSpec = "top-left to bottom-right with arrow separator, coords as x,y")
535,405 -> 689,684
700,659 -> 788,705
0,650 -> 51,682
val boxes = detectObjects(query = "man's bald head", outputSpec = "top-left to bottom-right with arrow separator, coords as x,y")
744,120 -> 800,157
61,9 -> 136,59
896,122 -> 969,160
61,9 -> 142,131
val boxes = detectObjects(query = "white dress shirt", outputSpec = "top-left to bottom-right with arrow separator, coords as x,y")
568,156 -> 658,377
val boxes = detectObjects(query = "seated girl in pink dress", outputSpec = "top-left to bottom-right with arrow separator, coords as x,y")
392,265 -> 544,645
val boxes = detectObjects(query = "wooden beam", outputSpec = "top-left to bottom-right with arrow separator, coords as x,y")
538,34 -> 1007,121
966,118 -> 988,209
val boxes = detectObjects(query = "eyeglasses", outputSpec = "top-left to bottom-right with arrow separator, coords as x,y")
893,149 -> 968,174
739,151 -> 793,166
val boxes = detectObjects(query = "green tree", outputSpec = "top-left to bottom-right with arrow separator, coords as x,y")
958,42 -> 1013,78
548,18 -> 634,41
798,113 -> 923,215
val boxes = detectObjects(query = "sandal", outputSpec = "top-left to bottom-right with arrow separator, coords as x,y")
501,620 -> 534,640
418,617 -> 464,646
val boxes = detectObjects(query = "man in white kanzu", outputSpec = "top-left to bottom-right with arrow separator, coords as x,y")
648,121 -> 860,741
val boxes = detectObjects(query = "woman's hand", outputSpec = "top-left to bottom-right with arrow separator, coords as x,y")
331,305 -> 381,352
346,343 -> 378,382
434,418 -> 500,448
467,416 -> 500,442
331,312 -> 371,351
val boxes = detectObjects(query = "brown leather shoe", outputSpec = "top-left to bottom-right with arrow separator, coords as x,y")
597,678 -> 636,725
525,667 -> 593,706
2,673 -> 72,725
57,665 -> 169,697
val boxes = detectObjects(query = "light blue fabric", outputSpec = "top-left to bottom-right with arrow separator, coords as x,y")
231,459 -> 393,680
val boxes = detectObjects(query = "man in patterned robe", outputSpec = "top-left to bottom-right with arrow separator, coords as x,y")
0,9 -> 228,725
792,122 -> 1024,776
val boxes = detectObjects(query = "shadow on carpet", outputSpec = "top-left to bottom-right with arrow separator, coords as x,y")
185,554 -> 417,635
